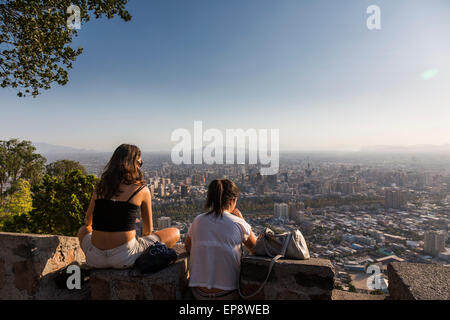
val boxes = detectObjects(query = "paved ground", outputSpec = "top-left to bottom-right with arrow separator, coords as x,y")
332,290 -> 386,300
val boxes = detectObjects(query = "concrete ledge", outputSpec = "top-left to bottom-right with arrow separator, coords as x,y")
0,232 -> 87,299
89,244 -> 189,300
239,256 -> 335,300
387,262 -> 450,300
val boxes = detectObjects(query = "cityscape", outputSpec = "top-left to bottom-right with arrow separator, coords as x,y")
1,0 -> 449,305
45,149 -> 450,295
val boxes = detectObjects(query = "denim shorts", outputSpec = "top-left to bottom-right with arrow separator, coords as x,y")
81,233 -> 160,269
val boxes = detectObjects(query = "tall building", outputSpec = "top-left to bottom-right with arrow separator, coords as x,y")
288,202 -> 305,221
336,182 -> 356,194
384,188 -> 407,209
159,184 -> 165,197
274,203 -> 289,221
148,185 -> 155,197
157,217 -> 171,229
424,231 -> 447,256
181,185 -> 188,198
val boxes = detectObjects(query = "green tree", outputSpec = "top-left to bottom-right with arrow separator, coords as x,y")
0,0 -> 131,97
2,169 -> 98,236
46,159 -> 87,178
333,283 -> 343,290
370,289 -> 384,295
4,178 -> 32,215
0,139 -> 46,205
0,178 -> 32,229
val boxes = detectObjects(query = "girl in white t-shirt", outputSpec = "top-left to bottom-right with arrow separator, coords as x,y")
185,179 -> 257,300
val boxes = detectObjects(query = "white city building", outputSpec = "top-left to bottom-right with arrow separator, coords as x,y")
157,216 -> 171,229
274,203 -> 289,222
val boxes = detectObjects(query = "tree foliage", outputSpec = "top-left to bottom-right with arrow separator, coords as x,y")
0,139 -> 46,204
2,169 -> 98,236
46,159 -> 87,178
0,178 -> 32,229
152,197 -> 275,222
4,178 -> 32,215
370,289 -> 384,295
348,283 -> 357,293
0,0 -> 131,97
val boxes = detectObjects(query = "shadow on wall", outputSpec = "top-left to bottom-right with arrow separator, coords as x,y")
0,232 -> 88,299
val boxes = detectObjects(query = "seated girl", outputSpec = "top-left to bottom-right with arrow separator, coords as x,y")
185,179 -> 257,300
77,144 -> 180,269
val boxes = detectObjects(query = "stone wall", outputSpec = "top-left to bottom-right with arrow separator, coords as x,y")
0,232 -> 87,299
89,251 -> 336,300
5,232 -> 446,301
0,232 -> 338,300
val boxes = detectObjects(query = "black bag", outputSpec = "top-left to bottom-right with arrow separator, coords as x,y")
134,242 -> 177,274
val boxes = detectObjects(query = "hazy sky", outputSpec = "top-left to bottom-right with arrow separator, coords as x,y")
1,0 -> 449,152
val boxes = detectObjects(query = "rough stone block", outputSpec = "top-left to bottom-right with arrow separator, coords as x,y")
387,262 -> 450,300
0,232 -> 87,300
89,244 -> 189,300
239,256 -> 335,300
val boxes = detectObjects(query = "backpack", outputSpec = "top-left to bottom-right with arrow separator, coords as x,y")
134,242 -> 177,274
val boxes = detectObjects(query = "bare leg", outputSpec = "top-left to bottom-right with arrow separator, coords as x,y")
154,228 -> 180,248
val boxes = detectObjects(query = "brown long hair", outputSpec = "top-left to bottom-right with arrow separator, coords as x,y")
205,179 -> 239,217
96,144 -> 145,200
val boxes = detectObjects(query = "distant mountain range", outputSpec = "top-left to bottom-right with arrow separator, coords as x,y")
358,144 -> 450,153
33,142 -> 96,154
33,142 -> 450,155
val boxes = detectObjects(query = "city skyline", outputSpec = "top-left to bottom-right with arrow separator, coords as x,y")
1,0 -> 450,152
31,140 -> 450,155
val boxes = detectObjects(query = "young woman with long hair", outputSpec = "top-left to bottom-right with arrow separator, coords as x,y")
77,144 -> 180,269
185,179 -> 257,300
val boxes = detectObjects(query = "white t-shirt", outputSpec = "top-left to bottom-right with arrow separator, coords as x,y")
187,211 -> 252,290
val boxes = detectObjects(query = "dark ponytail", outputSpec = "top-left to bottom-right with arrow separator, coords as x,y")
205,179 -> 239,217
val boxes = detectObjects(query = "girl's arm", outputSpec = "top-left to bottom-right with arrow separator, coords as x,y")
232,208 -> 257,253
84,192 -> 96,232
185,235 -> 192,253
140,187 -> 153,236
244,230 -> 257,254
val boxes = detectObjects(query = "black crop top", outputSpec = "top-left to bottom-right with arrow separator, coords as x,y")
92,185 -> 146,232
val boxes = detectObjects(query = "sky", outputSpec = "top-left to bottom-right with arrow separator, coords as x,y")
1,0 -> 450,152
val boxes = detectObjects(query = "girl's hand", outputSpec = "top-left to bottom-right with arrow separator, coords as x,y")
231,208 -> 244,219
